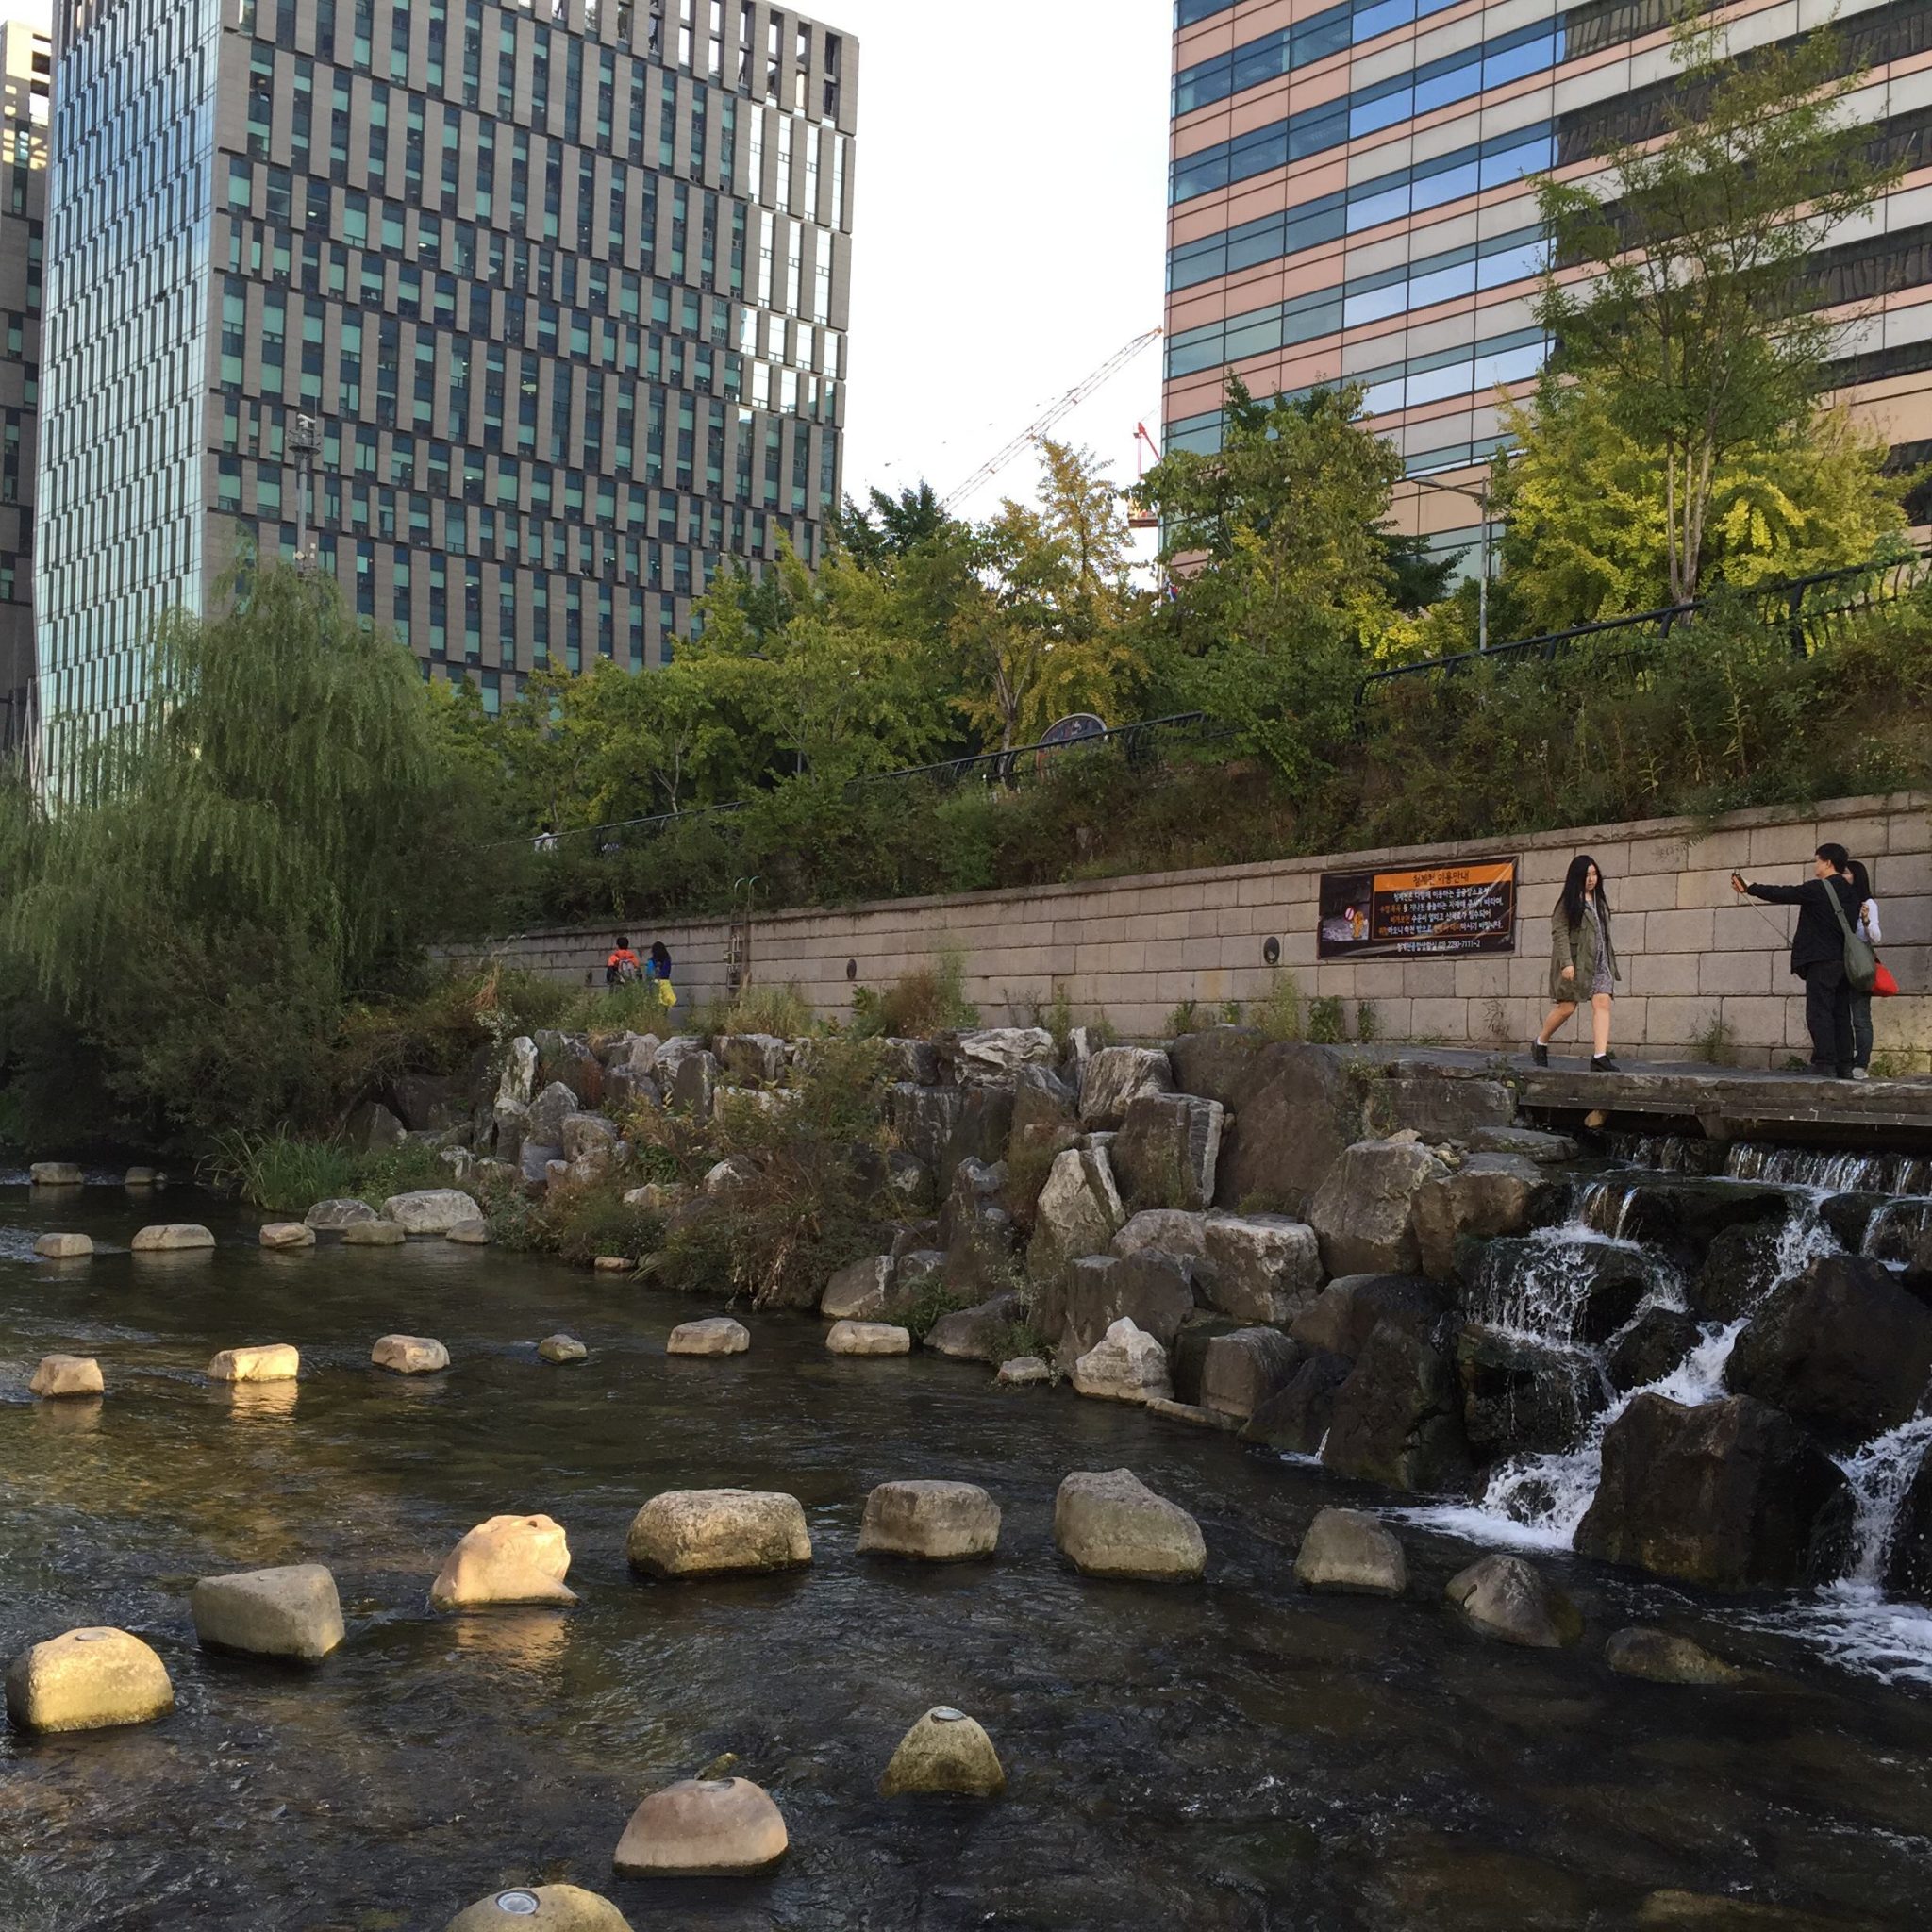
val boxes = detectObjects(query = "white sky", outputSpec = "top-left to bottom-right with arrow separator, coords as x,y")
831,0 -> 1174,525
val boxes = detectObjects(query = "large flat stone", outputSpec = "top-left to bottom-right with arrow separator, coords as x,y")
130,1224 -> 215,1253
826,1320 -> 912,1357
207,1343 -> 300,1383
625,1489 -> 812,1577
305,1197 -> 377,1229
858,1480 -> 1001,1560
666,1318 -> 750,1357
380,1188 -> 482,1235
612,1775 -> 788,1876
192,1565 -> 345,1660
1054,1468 -> 1205,1581
33,1232 -> 92,1259
373,1334 -> 450,1374
258,1223 -> 316,1250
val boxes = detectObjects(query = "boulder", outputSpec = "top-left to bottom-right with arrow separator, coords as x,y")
4,1627 -> 175,1733
1472,1237 -> 1655,1345
1606,1626 -> 1748,1686
821,1255 -> 894,1322
1241,1350 -> 1353,1455
123,1166 -> 160,1186
668,1051 -> 718,1117
1616,1179 -> 1790,1266
33,1232 -> 92,1259
1079,1046 -> 1174,1129
430,1514 -> 576,1611
526,1079 -> 582,1147
1724,1256 -> 1932,1446
1212,1042 -> 1362,1214
1111,1092 -> 1224,1211
447,1220 -> 492,1246
941,1083 -> 1018,1176
381,1188 -> 481,1236
1199,1327 -> 1302,1420
392,1071 -> 469,1133
666,1318 -> 750,1357
444,1885 -> 633,1932
1818,1191 -> 1889,1252
496,1034 -> 541,1107
1111,1208 -> 1208,1265
1323,1324 -> 1472,1494
192,1564 -> 345,1660
879,1707 -> 1006,1797
1054,1468 -> 1205,1580
27,1160 -> 83,1187
940,1156 -> 1008,1250
130,1223 -> 215,1253
491,1101 -> 530,1166
996,1356 -> 1052,1387
1070,1318 -> 1173,1406
1059,1251 -> 1196,1364
1412,1153 -> 1541,1282
880,1037 -> 941,1086
702,1157 -> 755,1198
372,1334 -> 450,1374
559,1112 -> 619,1165
612,1776 -> 788,1876
1025,1146 -> 1126,1308
1167,1026 -> 1267,1108
925,1291 -> 1022,1363
625,1489 -> 812,1577
1691,1223 -> 1785,1323
1008,1062 -> 1079,1161
945,1026 -> 1057,1083
29,1355 -> 103,1399
305,1196 -> 377,1230
888,1081 -> 966,1170
344,1100 -> 407,1151
1575,1393 -> 1855,1591
624,1180 -> 689,1215
1293,1507 -> 1407,1597
1465,1125 -> 1579,1163
520,1142 -> 563,1188
1199,1212 -> 1322,1325
1606,1307 -> 1702,1393
1446,1554 -> 1582,1648
892,1247 -> 946,1298
1170,1313 -> 1242,1406
1363,1074 -> 1514,1141
1883,1440 -> 1932,1604
827,1320 -> 912,1357
341,1219 -> 408,1246
717,1033 -> 786,1086
1289,1274 -> 1447,1360
592,1256 -> 636,1274
858,1480 -> 1001,1561
208,1343 -> 299,1383
1456,1324 -> 1607,1459
1307,1139 -> 1448,1277
258,1223 -> 316,1251
538,1334 -> 588,1363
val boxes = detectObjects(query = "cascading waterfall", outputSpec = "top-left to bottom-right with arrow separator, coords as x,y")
1408,1139 -> 1932,1679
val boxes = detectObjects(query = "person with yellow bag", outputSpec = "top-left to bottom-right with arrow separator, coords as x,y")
645,941 -> 677,1012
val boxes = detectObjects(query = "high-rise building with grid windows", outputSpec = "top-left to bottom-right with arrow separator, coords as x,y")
35,0 -> 857,791
0,0 -> 46,754
1164,0 -> 1931,580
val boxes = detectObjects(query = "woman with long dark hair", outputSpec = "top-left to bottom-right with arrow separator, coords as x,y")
1533,855 -> 1620,1071
1840,858 -> 1881,1081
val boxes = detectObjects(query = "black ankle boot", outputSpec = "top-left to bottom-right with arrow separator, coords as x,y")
1531,1041 -> 1549,1068
1591,1054 -> 1620,1072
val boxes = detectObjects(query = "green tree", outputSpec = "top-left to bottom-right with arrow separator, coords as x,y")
0,563 -> 468,1141
1533,19 -> 1905,605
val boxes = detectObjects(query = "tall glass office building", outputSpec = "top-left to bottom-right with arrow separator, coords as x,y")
1164,0 -> 1931,572
36,0 -> 857,791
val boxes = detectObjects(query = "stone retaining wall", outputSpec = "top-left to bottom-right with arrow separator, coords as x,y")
453,791 -> 1932,1072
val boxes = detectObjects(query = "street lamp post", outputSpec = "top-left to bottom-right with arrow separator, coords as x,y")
291,412 -> 320,571
1409,470 -> 1493,653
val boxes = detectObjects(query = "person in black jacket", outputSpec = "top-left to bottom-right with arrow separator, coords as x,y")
1730,842 -> 1863,1077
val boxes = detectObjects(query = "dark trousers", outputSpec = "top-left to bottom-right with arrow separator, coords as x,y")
1850,991 -> 1874,1071
1802,962 -> 1855,1074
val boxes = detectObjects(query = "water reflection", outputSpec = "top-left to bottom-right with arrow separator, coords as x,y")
225,1380 -> 300,1424
29,1393 -> 102,1436
447,1608 -> 574,1671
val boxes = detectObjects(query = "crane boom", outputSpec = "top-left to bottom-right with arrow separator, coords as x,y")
941,326 -> 1163,511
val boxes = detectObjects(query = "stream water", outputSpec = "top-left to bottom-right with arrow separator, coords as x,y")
4,1177 -> 1932,1930
1407,1140 -> 1932,1691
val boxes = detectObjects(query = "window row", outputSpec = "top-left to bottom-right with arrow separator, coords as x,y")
1169,124 -> 1556,291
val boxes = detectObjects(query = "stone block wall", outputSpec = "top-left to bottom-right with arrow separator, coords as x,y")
452,791 -> 1932,1072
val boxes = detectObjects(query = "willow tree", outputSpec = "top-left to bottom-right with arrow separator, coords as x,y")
0,563 -> 454,1140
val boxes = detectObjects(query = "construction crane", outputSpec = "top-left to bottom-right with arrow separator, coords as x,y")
940,326 -> 1164,512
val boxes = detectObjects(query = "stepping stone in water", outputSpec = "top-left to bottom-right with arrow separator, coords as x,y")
192,1565 -> 344,1661
996,1356 -> 1051,1386
33,1233 -> 92,1259
611,1776 -> 788,1876
1293,1507 -> 1407,1597
446,1219 -> 491,1245
1606,1625 -> 1747,1686
4,1627 -> 175,1733
666,1318 -> 749,1357
381,1188 -> 482,1235
258,1223 -> 316,1250
1054,1468 -> 1206,1581
879,1706 -> 1006,1797
28,1355 -> 103,1399
826,1320 -> 911,1357
538,1334 -> 587,1363
28,1162 -> 82,1187
626,1489 -> 811,1578
305,1198 -> 376,1230
1446,1554 -> 1582,1649
443,1886 -> 635,1931
130,1224 -> 214,1252
373,1335 -> 449,1374
858,1480 -> 1001,1561
341,1220 -> 407,1246
123,1167 -> 159,1187
207,1343 -> 300,1383
431,1514 -> 577,1611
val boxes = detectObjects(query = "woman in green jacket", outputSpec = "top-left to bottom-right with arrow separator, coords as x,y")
1532,854 -> 1621,1071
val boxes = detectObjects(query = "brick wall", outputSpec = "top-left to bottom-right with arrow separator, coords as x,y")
451,791 -> 1932,1072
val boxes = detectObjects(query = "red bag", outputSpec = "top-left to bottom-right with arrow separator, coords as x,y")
1873,958 -> 1899,999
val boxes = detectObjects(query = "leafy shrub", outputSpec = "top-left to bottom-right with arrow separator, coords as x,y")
529,1175 -> 665,1267
1253,972 -> 1305,1043
207,1127 -> 451,1214
693,981 -> 816,1040
1166,997 -> 1201,1037
851,948 -> 980,1038
1307,995 -> 1347,1044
